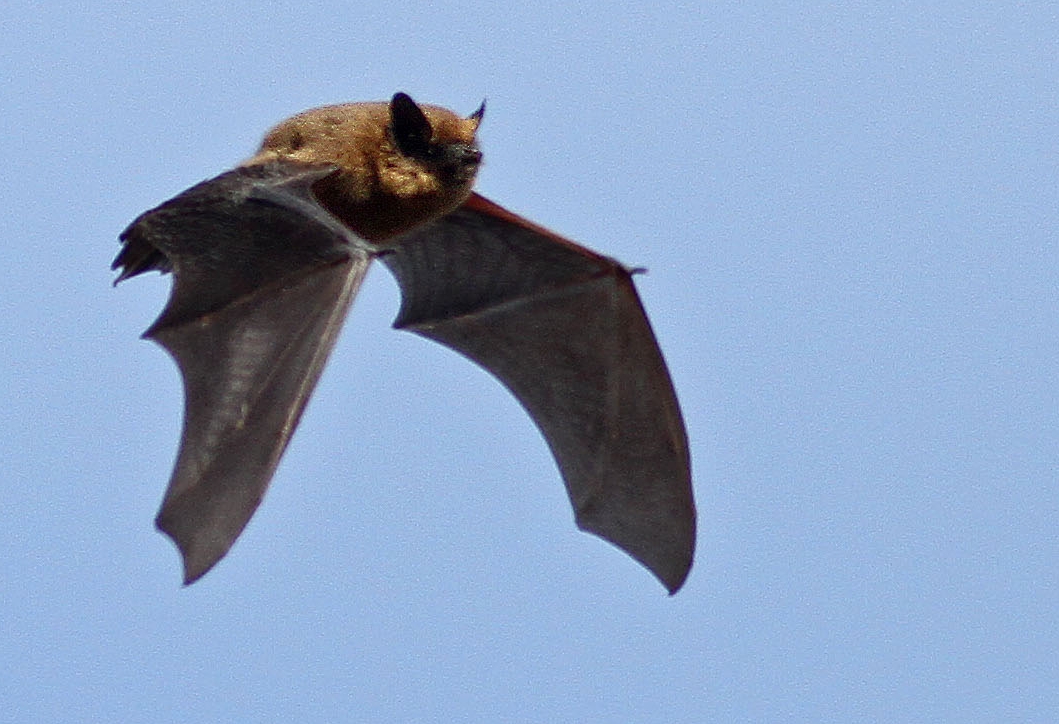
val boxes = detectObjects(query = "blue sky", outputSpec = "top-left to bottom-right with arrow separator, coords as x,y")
2,1 -> 1057,721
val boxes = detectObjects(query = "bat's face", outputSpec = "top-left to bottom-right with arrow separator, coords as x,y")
246,93 -> 485,241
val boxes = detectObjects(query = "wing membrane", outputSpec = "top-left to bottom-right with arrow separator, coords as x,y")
382,195 -> 695,592
116,161 -> 372,583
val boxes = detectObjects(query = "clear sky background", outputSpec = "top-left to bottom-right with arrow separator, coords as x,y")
2,1 -> 1056,721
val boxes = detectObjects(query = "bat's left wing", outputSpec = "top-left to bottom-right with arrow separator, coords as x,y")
115,161 -> 372,583
380,193 -> 696,593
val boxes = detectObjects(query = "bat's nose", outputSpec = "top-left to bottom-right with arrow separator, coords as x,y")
440,143 -> 482,172
457,145 -> 482,165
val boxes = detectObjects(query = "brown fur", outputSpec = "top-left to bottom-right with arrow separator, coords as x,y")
244,101 -> 482,241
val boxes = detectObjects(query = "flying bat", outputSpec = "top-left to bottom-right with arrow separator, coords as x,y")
114,93 -> 695,593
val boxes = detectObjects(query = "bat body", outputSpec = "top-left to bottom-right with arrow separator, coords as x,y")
115,94 -> 695,593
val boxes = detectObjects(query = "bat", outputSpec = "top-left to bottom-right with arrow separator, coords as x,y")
114,93 -> 695,593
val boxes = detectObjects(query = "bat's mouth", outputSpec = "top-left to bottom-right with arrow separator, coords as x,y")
435,143 -> 482,184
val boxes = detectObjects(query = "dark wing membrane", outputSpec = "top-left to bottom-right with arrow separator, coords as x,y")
117,161 -> 356,329
116,161 -> 371,583
381,194 -> 695,593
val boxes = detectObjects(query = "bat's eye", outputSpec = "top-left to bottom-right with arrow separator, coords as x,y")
390,92 -> 433,159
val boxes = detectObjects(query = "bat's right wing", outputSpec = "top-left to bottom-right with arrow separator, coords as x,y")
116,161 -> 372,584
380,193 -> 695,593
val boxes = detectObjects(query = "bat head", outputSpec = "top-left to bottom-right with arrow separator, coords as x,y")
247,94 -> 486,241
388,92 -> 483,187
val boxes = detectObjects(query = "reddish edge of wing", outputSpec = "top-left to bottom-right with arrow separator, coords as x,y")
462,193 -> 615,264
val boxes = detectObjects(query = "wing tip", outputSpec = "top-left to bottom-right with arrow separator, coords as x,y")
155,513 -> 221,586
661,559 -> 693,595
640,546 -> 694,595
571,531 -> 693,594
181,566 -> 209,587
575,508 -> 695,595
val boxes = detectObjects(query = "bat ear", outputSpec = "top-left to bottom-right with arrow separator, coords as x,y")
467,99 -> 486,129
390,92 -> 433,158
